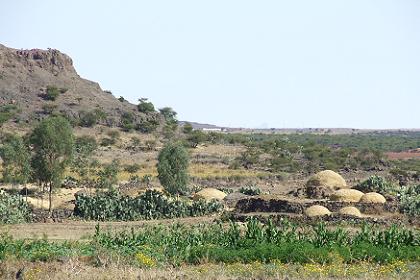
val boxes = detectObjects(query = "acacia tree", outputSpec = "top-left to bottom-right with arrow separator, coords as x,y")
0,135 -> 31,186
157,142 -> 189,195
30,116 -> 74,216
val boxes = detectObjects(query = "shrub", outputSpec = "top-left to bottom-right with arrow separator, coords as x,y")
42,103 -> 58,114
137,98 -> 155,113
79,111 -> 97,127
239,186 -> 262,196
44,86 -> 60,101
399,185 -> 420,217
74,189 -> 223,221
157,142 -> 189,195
0,191 -> 31,224
136,118 -> 159,133
355,175 -> 398,195
96,160 -> 120,189
0,104 -> 18,126
121,112 -> 135,131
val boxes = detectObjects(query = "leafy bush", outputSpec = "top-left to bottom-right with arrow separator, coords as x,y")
0,104 -> 18,126
355,175 -> 398,195
137,98 -> 155,113
0,191 -> 31,224
399,185 -> 420,217
121,112 -> 135,131
239,186 -> 262,196
79,111 -> 99,127
44,86 -> 60,101
95,160 -> 120,189
157,142 -> 189,195
74,189 -> 223,221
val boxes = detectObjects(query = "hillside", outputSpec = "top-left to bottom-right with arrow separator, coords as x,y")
0,44 -> 160,128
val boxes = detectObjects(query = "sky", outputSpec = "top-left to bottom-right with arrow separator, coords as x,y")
1,0 -> 419,129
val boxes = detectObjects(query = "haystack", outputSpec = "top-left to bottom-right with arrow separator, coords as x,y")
193,188 -> 226,201
339,206 -> 363,217
330,189 -> 364,202
306,170 -> 347,198
359,192 -> 386,204
304,205 -> 331,217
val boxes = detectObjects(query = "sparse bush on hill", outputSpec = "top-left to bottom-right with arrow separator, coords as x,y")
136,117 -> 159,133
137,98 -> 155,113
121,111 -> 135,131
44,86 -> 60,101
0,104 -> 19,127
78,109 -> 107,127
157,142 -> 190,195
41,103 -> 58,114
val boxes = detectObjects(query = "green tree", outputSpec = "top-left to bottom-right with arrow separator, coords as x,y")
183,122 -> 193,134
159,107 -> 177,124
0,135 -> 31,185
187,130 -> 207,148
157,142 -> 189,195
137,98 -> 155,113
96,160 -> 120,189
30,116 -> 74,216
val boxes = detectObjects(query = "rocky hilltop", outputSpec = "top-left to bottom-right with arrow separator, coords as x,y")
0,44 -> 158,127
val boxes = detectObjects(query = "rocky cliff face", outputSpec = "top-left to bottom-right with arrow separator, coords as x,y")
0,44 -> 154,127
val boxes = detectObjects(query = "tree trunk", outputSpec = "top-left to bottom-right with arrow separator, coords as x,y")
48,182 -> 53,218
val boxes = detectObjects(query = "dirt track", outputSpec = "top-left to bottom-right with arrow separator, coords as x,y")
0,216 -> 215,241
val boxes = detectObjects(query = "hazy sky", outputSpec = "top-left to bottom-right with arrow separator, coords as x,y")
1,1 -> 419,128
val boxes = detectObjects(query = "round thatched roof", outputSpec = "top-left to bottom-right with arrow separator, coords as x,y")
360,192 -> 386,204
306,170 -> 347,198
307,170 -> 347,189
339,206 -> 363,217
193,188 -> 227,201
304,205 -> 331,217
330,189 -> 364,202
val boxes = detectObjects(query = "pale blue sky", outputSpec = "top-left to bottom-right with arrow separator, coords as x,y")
1,1 -> 419,128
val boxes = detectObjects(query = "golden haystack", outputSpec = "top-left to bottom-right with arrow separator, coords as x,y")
306,170 -> 347,198
307,170 -> 347,189
339,206 -> 363,217
330,189 -> 364,202
304,205 -> 331,217
359,192 -> 386,204
193,188 -> 227,201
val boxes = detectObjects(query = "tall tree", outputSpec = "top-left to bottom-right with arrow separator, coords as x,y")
157,142 -> 189,195
0,135 -> 31,185
30,116 -> 74,216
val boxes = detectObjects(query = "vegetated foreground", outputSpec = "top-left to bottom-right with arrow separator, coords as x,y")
0,219 -> 419,279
